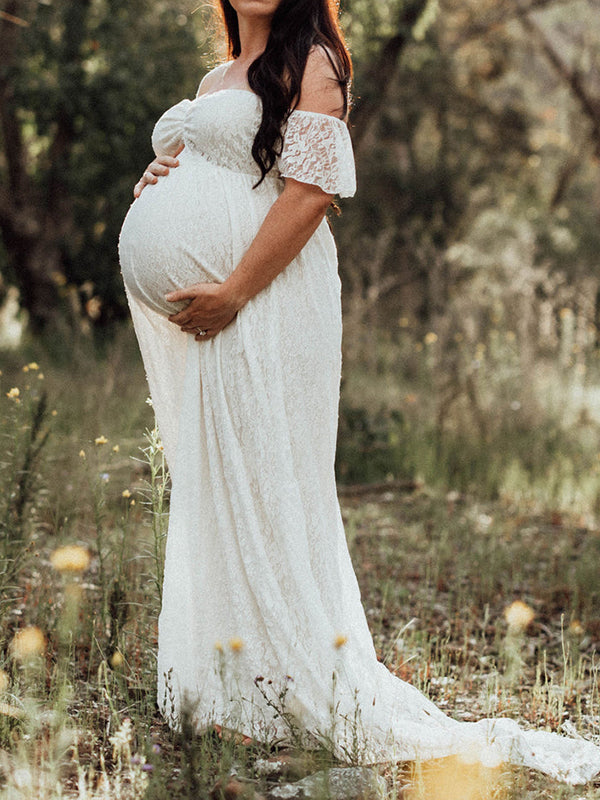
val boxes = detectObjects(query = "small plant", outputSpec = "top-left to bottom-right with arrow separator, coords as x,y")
0,380 -> 51,628
137,424 -> 170,606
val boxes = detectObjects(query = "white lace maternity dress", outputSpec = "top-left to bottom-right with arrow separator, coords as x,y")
118,66 -> 600,784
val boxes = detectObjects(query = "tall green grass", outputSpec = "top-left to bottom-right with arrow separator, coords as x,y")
339,327 -> 600,516
0,325 -> 598,797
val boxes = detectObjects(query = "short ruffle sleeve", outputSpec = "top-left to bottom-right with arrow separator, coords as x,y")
151,99 -> 193,157
278,110 -> 356,198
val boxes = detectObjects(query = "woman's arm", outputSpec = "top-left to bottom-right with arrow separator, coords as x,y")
165,178 -> 332,337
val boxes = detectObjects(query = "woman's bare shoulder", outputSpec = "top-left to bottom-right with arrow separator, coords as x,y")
196,62 -> 231,97
295,46 -> 347,119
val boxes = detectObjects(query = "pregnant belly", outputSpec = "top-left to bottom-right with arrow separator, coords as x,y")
119,157 -> 266,316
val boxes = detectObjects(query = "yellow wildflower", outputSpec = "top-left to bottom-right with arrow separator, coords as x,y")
37,373 -> 44,381
568,620 -> 585,638
122,489 -> 132,499
214,641 -> 224,653
109,651 -> 124,668
79,449 -> 86,458
6,387 -> 19,399
24,362 -> 39,371
50,544 -> 91,574
334,634 -> 348,649
504,600 -> 535,634
10,626 -> 46,660
130,499 -> 136,507
94,435 -> 108,445
229,637 -> 244,653
51,271 -> 67,287
85,297 -> 102,320
415,754 -> 502,799
51,410 -> 58,417
424,332 -> 438,345
112,444 -> 120,453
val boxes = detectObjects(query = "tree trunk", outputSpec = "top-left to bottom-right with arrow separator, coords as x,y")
0,206 -> 64,329
351,0 -> 430,156
0,0 -> 90,331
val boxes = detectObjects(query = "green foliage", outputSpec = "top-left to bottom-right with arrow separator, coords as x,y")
337,324 -> 600,516
1,0 -> 212,321
0,342 -> 598,796
0,378 -> 51,626
3,0 -> 600,345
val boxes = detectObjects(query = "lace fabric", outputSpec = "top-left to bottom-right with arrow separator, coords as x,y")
278,110 -> 356,197
151,92 -> 356,197
119,76 -> 600,787
151,99 -> 192,157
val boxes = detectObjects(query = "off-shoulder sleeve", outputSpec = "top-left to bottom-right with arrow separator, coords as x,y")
278,111 -> 356,198
151,99 -> 193,157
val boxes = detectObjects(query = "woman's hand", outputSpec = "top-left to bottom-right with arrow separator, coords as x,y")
133,147 -> 183,198
166,283 -> 243,340
167,178 -> 331,341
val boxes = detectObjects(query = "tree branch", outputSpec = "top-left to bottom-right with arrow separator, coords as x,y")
351,0 -> 429,151
519,12 -> 600,154
0,0 -> 28,198
450,0 -> 578,44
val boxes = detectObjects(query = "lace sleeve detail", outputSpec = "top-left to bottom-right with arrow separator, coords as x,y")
151,99 -> 193,157
278,111 -> 356,198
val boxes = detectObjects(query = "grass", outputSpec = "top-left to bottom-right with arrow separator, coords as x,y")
0,325 -> 599,797
339,324 -> 600,517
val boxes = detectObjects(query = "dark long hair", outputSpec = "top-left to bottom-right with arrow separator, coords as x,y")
216,0 -> 352,185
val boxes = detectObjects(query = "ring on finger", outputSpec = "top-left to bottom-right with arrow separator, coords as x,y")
195,327 -> 208,336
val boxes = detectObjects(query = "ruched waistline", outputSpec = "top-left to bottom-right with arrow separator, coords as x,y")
183,146 -> 282,183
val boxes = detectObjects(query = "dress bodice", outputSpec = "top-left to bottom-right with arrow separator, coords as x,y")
151,88 -> 356,197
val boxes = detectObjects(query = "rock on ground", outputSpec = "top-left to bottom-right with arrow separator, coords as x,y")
267,766 -> 387,800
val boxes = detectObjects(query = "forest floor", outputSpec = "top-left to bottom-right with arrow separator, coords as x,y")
1,342 -> 600,798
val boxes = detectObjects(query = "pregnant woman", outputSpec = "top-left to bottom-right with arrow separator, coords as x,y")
119,0 -> 600,784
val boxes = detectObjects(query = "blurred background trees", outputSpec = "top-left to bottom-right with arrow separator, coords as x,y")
339,0 -> 600,350
0,0 -> 207,330
1,0 -> 600,504
2,0 -> 599,334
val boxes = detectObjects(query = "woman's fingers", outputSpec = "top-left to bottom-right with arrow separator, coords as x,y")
133,155 -> 180,197
165,288 -> 196,304
149,156 -> 179,175
167,305 -> 195,326
165,283 -> 238,336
